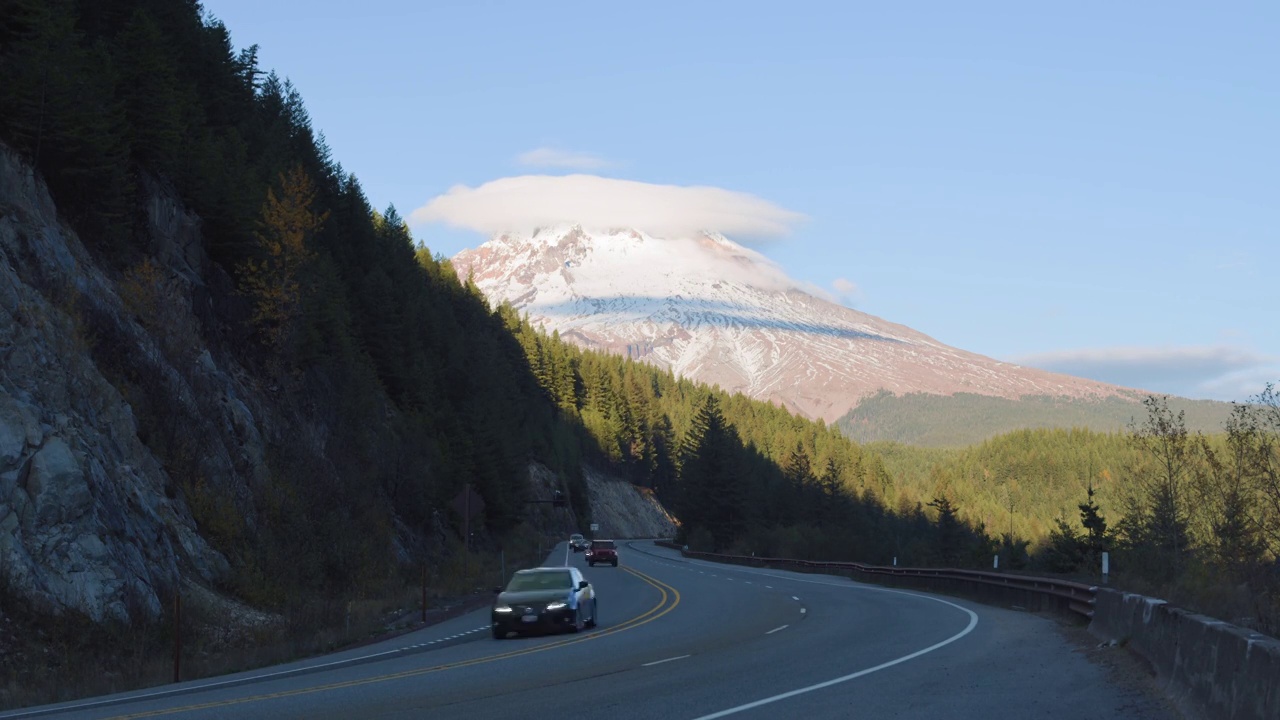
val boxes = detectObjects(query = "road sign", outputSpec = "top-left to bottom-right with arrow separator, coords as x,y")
589,523 -> 599,532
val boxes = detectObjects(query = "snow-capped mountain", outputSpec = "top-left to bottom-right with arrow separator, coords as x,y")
452,225 -> 1130,422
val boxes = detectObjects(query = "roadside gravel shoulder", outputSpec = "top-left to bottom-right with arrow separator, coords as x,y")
1057,620 -> 1187,720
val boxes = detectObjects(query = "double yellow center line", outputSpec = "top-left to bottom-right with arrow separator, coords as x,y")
109,566 -> 681,719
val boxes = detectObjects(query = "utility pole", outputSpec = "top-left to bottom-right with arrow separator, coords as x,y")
173,594 -> 182,683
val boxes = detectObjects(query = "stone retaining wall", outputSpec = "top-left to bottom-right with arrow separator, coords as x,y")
1090,589 -> 1280,720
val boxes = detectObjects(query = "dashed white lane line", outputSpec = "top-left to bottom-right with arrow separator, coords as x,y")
642,654 -> 692,667
765,586 -> 773,589
766,625 -> 789,635
792,596 -> 800,601
685,574 -> 980,720
800,608 -> 807,615
400,626 -> 486,652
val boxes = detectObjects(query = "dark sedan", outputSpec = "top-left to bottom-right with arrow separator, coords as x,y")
492,567 -> 597,639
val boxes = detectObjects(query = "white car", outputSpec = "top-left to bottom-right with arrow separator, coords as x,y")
569,533 -> 589,552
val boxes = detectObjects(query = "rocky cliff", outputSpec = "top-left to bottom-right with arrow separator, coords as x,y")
582,466 -> 677,539
0,145 -> 275,622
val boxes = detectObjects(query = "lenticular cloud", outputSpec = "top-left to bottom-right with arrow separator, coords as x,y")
410,175 -> 803,241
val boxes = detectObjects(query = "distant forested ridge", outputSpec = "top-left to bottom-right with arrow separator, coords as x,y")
838,390 -> 1234,446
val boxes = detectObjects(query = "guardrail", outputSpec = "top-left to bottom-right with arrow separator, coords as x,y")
653,541 -> 1097,620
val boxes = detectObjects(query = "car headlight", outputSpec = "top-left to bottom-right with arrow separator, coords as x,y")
494,605 -> 513,613
545,601 -> 568,610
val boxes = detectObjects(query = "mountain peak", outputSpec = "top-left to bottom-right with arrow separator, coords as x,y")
452,226 -> 1130,422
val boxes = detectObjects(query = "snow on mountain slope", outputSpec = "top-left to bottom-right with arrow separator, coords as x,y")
452,225 -> 1132,422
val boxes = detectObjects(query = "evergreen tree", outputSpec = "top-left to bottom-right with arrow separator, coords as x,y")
1199,405 -> 1267,574
928,495 -> 963,566
0,0 -> 133,249
1077,482 -> 1110,572
114,8 -> 187,176
679,395 -> 746,550
1043,517 -> 1085,573
1125,396 -> 1195,579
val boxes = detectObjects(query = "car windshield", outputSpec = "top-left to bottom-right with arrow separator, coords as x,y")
570,534 -> 582,540
505,571 -> 573,592
592,541 -> 615,549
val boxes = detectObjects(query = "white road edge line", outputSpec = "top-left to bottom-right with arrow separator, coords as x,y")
642,654 -> 692,667
766,625 -> 789,635
691,589 -> 979,720
0,625 -> 447,719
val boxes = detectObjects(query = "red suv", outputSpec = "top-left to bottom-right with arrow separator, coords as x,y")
586,539 -> 618,567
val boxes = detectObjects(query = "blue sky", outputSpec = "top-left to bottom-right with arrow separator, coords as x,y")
201,0 -> 1278,401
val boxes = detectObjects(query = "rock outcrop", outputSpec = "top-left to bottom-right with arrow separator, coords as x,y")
582,466 -> 677,539
0,145 -> 260,622
524,463 -> 677,540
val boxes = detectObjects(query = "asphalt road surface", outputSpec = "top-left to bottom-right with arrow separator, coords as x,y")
3,542 -> 1174,719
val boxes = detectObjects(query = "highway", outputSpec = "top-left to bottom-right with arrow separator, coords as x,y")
3,542 -> 1173,719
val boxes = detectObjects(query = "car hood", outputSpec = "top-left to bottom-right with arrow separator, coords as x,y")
496,589 -> 571,606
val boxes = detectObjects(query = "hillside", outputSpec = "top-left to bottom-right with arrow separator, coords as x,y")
0,0 -> 607,625
839,391 -> 1236,447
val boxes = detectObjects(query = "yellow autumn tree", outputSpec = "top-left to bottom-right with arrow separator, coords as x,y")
241,165 -> 327,358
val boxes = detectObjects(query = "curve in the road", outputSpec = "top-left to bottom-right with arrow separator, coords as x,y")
691,589 -> 977,719
620,543 -> 980,719
7,541 -> 1175,720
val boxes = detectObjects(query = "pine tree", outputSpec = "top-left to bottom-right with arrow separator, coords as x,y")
928,495 -> 963,566
820,457 -> 842,499
1077,482 -> 1110,572
1126,396 -> 1195,579
114,8 -> 187,175
1199,404 -> 1267,573
1043,517 -> 1085,573
679,395 -> 746,550
0,0 -> 133,249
